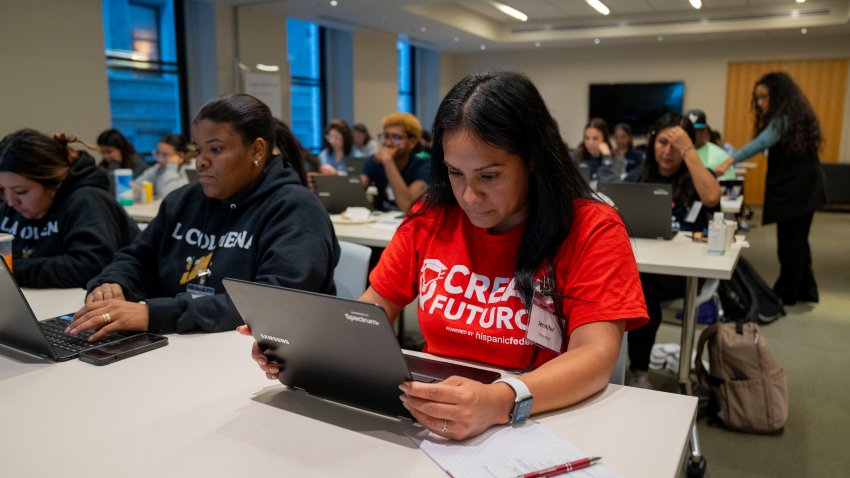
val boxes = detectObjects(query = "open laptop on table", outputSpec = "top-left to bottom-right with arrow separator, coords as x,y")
0,260 -> 138,362
313,175 -> 372,214
343,156 -> 368,177
596,182 -> 674,240
223,279 -> 502,420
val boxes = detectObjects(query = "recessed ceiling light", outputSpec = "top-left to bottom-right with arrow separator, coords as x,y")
420,26 -> 427,32
329,0 -> 338,6
593,38 -> 601,45
453,36 -> 460,42
791,10 -> 800,18
585,0 -> 610,16
256,64 -> 279,72
657,35 -> 664,41
796,0 -> 807,3
534,41 -> 541,47
480,44 -> 487,50
801,28 -> 808,34
491,1 -> 528,22
689,0 -> 702,9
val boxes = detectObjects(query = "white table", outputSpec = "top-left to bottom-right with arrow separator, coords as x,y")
0,289 -> 697,478
720,195 -> 744,214
124,198 -> 163,223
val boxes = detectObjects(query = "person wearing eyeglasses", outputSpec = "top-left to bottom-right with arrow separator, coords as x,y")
135,134 -> 196,199
317,119 -> 362,176
360,113 -> 431,212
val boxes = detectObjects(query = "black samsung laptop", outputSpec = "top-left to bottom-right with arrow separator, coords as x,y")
223,279 -> 502,420
343,156 -> 368,177
596,182 -> 674,240
0,260 -> 136,361
313,175 -> 372,214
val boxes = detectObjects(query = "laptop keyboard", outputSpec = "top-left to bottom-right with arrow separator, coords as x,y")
39,317 -> 125,353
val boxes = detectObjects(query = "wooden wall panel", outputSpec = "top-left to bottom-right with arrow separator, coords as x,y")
723,59 -> 848,205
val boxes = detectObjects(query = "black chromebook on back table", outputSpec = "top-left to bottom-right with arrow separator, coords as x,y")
0,259 -> 137,361
223,279 -> 502,420
596,182 -> 675,240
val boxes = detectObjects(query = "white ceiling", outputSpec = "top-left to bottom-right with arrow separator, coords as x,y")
218,0 -> 850,51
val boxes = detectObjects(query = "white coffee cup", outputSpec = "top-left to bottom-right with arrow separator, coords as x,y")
343,207 -> 371,221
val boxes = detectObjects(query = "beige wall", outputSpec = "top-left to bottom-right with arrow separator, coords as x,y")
0,0 -> 110,143
448,35 -> 850,161
353,30 -> 398,135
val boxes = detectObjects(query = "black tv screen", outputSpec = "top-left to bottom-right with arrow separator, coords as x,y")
588,82 -> 685,135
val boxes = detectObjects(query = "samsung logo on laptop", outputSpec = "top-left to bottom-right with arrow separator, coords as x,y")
260,333 -> 290,345
653,188 -> 671,196
344,312 -> 380,326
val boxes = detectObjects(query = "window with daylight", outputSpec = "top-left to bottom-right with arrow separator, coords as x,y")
397,40 -> 415,114
101,0 -> 183,158
287,18 -> 325,153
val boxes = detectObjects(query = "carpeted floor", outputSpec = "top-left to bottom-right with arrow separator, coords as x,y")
651,210 -> 850,477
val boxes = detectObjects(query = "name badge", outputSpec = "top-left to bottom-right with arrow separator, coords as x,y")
685,200 -> 703,224
187,283 -> 215,298
525,287 -> 563,354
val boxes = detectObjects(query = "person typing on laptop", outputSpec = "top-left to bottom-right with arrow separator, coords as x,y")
0,129 -> 139,288
241,71 -> 648,440
66,94 -> 339,341
625,113 -> 721,389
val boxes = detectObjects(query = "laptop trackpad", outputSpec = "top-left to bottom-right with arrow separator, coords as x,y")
404,354 -> 501,384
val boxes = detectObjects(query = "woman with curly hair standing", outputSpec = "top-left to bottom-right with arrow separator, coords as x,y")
732,71 -> 825,306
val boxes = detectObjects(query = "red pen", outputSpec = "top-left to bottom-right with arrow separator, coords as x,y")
517,456 -> 602,478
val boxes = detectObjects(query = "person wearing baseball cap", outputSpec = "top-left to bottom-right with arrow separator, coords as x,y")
685,109 -> 735,180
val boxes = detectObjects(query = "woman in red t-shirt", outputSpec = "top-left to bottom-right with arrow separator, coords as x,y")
240,71 -> 648,440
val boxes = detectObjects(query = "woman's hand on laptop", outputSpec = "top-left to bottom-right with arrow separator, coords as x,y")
399,376 -> 514,440
66,300 -> 149,342
237,325 -> 281,380
87,283 -> 127,303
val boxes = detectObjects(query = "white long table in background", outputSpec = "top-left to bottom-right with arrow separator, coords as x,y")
0,289 -> 697,477
124,198 -> 162,223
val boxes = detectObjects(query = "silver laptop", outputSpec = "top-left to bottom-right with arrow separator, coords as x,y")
223,279 -> 501,420
597,182 -> 674,240
313,175 -> 372,214
0,260 -> 138,361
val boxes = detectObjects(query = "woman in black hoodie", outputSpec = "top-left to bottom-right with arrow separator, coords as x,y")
68,94 -> 339,340
0,129 -> 140,288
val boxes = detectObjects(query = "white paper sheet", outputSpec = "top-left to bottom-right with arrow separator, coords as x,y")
413,421 -> 621,478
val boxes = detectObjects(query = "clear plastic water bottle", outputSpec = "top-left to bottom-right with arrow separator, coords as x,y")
707,212 -> 726,255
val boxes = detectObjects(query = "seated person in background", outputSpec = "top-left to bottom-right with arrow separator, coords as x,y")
96,128 -> 148,178
0,129 -> 139,288
710,128 -> 736,156
243,71 -> 648,440
351,123 -> 378,157
686,109 -> 735,180
572,117 -> 623,183
318,119 -> 362,175
66,93 -> 339,341
627,113 -> 721,389
135,134 -> 195,199
361,112 -> 431,212
612,123 -> 643,174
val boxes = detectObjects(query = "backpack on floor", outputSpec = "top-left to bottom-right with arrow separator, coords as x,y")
718,257 -> 785,324
695,318 -> 789,433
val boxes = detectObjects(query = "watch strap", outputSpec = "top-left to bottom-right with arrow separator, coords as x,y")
494,376 -> 532,402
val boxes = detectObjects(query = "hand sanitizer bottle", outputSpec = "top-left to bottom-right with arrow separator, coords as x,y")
707,212 -> 726,255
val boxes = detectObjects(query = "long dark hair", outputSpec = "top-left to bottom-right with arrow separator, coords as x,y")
193,94 -> 306,183
274,118 -> 307,186
574,117 -> 611,161
0,129 -> 85,187
638,113 -> 698,206
324,119 -> 353,156
752,71 -> 821,155
424,71 -> 594,307
96,128 -> 137,170
159,134 -> 196,169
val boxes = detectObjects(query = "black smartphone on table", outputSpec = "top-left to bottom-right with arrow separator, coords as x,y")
78,333 -> 168,365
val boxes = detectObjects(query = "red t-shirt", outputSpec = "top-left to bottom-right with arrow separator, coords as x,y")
369,199 -> 648,370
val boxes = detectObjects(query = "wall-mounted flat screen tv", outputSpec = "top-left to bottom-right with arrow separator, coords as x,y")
589,82 -> 685,135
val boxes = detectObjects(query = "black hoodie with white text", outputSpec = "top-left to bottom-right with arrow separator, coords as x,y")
0,152 -> 140,288
87,156 -> 339,333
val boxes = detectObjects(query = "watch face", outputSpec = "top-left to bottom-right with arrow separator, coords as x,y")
513,397 -> 533,423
